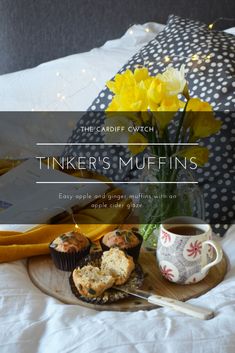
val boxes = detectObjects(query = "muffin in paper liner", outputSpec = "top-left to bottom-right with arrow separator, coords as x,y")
49,231 -> 91,271
100,228 -> 143,261
69,251 -> 144,304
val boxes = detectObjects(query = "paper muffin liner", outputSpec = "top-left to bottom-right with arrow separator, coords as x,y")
49,241 -> 91,271
69,252 -> 144,304
100,231 -> 143,261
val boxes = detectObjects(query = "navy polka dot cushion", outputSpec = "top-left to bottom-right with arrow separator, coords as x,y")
63,14 -> 235,234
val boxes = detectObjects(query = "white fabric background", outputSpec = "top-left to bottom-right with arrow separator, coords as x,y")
0,23 -> 235,353
0,23 -> 164,111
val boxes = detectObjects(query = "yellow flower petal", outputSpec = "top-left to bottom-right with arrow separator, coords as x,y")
186,98 -> 212,112
134,67 -> 150,82
152,96 -> 185,133
106,70 -> 134,94
106,68 -> 151,113
157,64 -> 186,96
147,78 -> 165,108
184,98 -> 222,139
158,96 -> 185,112
128,132 -> 148,155
177,146 -> 209,166
192,115 -> 221,139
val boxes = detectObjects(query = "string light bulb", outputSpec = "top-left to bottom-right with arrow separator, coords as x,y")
68,208 -> 80,231
208,17 -> 235,30
145,27 -> 150,33
129,29 -> 133,35
191,54 -> 199,61
164,55 -> 171,63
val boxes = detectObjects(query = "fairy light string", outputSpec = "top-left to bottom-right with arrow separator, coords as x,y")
26,206 -> 81,230
208,17 -> 235,30
31,17 -> 235,111
134,16 -> 235,80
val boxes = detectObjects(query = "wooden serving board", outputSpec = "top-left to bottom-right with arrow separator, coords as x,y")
27,249 -> 228,312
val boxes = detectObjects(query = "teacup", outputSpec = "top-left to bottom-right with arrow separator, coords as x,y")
157,216 -> 223,284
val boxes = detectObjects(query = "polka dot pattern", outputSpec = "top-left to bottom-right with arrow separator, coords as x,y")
199,112 -> 235,235
64,15 -> 235,235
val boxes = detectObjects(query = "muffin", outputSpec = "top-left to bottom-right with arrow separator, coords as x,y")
72,265 -> 115,298
49,231 -> 91,271
72,248 -> 135,299
101,248 -> 135,285
101,227 -> 142,261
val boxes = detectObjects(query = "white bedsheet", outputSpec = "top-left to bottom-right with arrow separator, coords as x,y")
0,22 -> 164,111
0,227 -> 234,353
1,23 -> 235,353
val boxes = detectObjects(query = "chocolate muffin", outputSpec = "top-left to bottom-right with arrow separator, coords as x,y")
101,227 -> 142,261
49,231 -> 91,271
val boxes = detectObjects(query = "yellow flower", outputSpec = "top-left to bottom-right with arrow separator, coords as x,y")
184,98 -> 222,139
157,65 -> 186,96
146,71 -> 185,134
106,69 -> 134,94
157,96 -> 185,112
147,77 -> 166,111
133,67 -> 150,82
106,86 -> 147,117
106,67 -> 150,94
106,67 -> 153,115
152,96 -> 185,133
128,132 -> 148,155
176,146 -> 209,166
186,97 -> 213,113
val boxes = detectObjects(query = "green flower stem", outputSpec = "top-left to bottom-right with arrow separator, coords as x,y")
173,101 -> 189,154
141,103 -> 193,242
141,223 -> 158,241
163,128 -> 172,157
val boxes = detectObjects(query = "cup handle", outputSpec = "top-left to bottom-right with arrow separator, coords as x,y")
201,240 -> 223,274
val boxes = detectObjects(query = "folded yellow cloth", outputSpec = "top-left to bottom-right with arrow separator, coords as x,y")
0,224 -> 116,263
0,161 -> 132,263
0,159 -> 21,176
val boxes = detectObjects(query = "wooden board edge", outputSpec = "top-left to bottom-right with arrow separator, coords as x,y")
27,251 -> 229,312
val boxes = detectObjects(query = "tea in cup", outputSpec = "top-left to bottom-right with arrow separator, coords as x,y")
157,217 -> 223,284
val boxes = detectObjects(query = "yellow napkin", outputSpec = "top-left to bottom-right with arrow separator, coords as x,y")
0,161 -> 131,263
0,159 -> 21,176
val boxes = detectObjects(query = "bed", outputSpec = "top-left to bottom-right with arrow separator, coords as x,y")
0,1 -> 235,352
